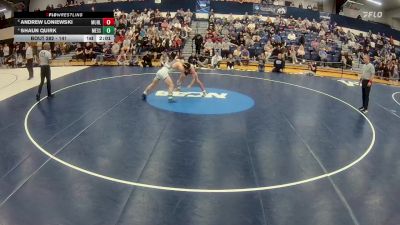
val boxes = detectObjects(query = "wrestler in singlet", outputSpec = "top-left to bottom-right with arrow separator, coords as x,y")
176,62 -> 207,96
142,57 -> 187,102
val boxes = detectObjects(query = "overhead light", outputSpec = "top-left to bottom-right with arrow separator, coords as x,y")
0,8 -> 7,12
366,0 -> 382,6
347,0 -> 364,6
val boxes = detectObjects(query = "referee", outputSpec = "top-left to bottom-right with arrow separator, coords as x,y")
26,43 -> 34,80
359,54 -> 375,113
36,43 -> 54,101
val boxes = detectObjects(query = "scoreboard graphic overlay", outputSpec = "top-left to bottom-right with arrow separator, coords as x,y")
14,12 -> 115,42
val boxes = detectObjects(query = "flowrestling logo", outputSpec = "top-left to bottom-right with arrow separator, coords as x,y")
147,88 -> 255,115
363,11 -> 383,18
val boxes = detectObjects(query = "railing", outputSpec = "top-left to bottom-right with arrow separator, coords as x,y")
2,50 -> 399,85
0,18 -> 13,29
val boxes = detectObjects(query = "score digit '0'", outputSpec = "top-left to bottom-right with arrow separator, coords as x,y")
103,18 -> 115,26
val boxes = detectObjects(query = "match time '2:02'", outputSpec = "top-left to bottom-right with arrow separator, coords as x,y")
97,35 -> 113,41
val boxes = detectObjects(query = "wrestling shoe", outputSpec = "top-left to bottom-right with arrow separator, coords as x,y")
168,97 -> 176,103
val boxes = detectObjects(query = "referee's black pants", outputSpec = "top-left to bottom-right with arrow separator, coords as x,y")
361,79 -> 371,110
38,65 -> 51,96
26,58 -> 33,78
195,44 -> 201,55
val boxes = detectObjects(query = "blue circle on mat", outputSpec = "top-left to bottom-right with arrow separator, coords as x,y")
147,87 -> 255,115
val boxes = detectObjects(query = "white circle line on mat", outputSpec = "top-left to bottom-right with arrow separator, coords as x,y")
24,72 -> 376,193
393,92 -> 400,106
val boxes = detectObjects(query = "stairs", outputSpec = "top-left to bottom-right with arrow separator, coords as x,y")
351,53 -> 362,72
181,20 -> 209,58
336,40 -> 362,72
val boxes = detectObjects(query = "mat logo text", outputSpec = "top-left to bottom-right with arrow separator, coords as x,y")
337,79 -> 359,87
155,91 -> 228,99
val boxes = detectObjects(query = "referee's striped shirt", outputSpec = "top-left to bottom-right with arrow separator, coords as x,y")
38,50 -> 51,66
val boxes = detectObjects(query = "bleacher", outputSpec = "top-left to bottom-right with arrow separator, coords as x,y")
1,0 -> 399,81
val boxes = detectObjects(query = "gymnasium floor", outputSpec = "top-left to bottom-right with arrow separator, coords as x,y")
0,66 -> 400,225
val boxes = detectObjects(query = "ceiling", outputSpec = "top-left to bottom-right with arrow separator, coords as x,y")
360,0 -> 400,11
0,0 -> 12,11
